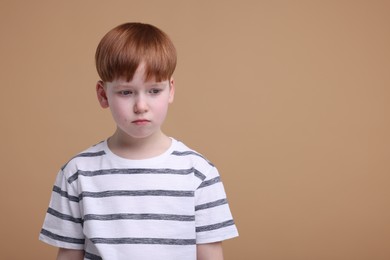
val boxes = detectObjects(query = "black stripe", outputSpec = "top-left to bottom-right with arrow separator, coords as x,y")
68,173 -> 79,184
77,151 -> 106,157
90,237 -> 196,245
85,252 -> 102,260
171,151 -> 214,166
195,199 -> 228,211
194,169 -> 206,181
196,219 -> 235,233
80,190 -> 194,200
62,151 -> 106,171
53,185 -> 80,202
47,207 -> 83,224
84,213 -> 194,222
81,168 -> 195,176
40,229 -> 85,244
198,176 -> 221,189
69,167 -> 195,184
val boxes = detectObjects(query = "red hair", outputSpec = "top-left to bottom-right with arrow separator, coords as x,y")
95,23 -> 177,82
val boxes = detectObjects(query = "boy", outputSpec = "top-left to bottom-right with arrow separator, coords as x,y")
39,22 -> 238,260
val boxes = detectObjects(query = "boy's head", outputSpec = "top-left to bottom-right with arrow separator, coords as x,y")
95,22 -> 177,83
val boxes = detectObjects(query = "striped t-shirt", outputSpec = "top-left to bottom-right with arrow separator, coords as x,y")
39,138 -> 238,260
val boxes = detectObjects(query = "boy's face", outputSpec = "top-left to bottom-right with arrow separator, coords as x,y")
96,63 -> 175,140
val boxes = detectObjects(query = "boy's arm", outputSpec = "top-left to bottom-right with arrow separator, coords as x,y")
197,242 -> 224,260
56,248 -> 84,260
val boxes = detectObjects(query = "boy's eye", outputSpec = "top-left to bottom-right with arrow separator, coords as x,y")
149,89 -> 162,94
119,90 -> 132,96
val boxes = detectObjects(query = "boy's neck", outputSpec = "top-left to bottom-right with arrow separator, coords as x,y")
107,129 -> 172,160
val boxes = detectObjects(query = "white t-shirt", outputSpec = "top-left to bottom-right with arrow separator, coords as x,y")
39,138 -> 238,260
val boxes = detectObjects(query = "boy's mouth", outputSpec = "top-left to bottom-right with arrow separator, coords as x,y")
132,119 -> 150,125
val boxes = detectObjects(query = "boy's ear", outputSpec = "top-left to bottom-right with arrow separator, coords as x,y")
96,80 -> 109,108
168,77 -> 175,103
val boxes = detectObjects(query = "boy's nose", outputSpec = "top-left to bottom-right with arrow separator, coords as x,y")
133,96 -> 148,114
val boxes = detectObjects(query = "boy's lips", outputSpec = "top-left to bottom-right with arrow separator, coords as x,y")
132,119 -> 151,125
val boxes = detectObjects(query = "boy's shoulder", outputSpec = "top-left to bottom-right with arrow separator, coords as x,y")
170,139 -> 214,167
170,139 -> 216,181
60,140 -> 107,173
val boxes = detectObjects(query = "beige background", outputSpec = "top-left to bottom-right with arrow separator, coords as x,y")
1,1 -> 389,259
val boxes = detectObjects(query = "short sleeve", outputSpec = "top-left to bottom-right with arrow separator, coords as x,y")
39,170 -> 85,249
194,166 -> 239,244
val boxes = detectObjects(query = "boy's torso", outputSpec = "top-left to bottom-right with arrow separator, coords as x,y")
40,139 -> 238,260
